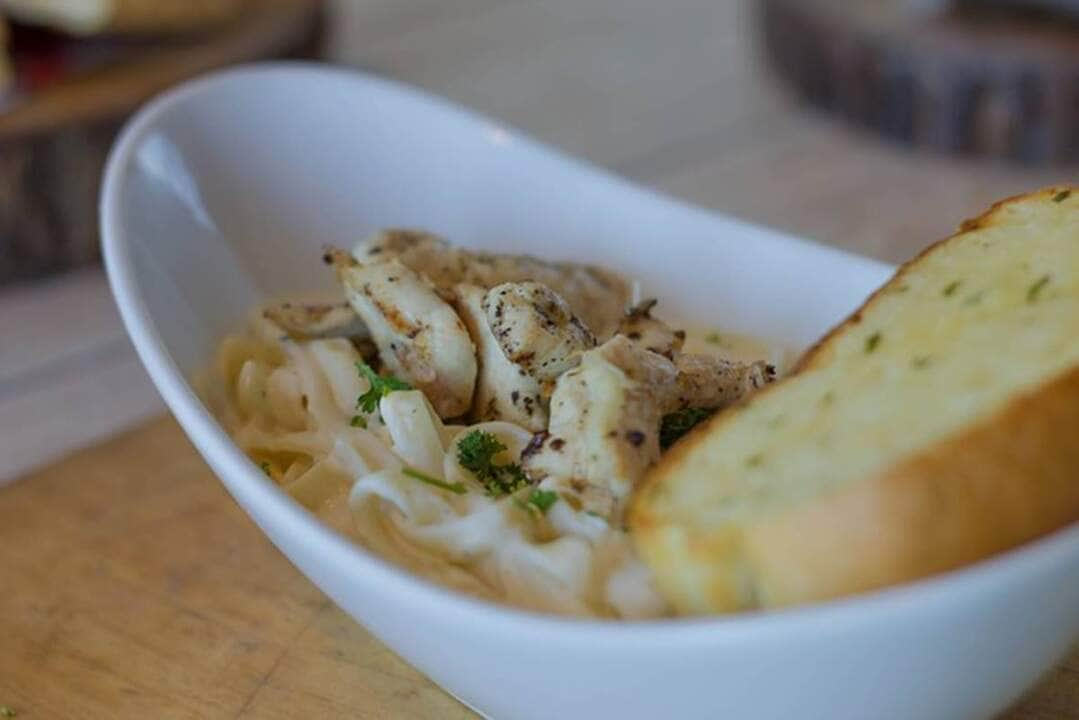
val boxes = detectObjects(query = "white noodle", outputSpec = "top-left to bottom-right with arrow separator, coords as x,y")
206,308 -> 671,619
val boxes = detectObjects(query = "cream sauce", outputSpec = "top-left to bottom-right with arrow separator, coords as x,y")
204,302 -> 782,619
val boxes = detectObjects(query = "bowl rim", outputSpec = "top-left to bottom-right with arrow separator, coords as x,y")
100,61 -> 1079,643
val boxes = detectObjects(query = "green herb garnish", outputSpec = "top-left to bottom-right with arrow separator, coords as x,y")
456,430 -> 530,497
402,466 -> 467,494
659,407 -> 716,450
0,706 -> 17,718
942,280 -> 961,297
704,331 -> 725,346
355,361 -> 411,413
865,332 -> 882,353
515,488 -> 559,517
1027,275 -> 1050,303
525,488 -> 558,513
1052,189 -> 1071,203
349,414 -> 367,428
259,461 -> 273,477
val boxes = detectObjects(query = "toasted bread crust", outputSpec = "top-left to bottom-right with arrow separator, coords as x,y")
631,186 -> 1079,615
794,186 -> 1074,373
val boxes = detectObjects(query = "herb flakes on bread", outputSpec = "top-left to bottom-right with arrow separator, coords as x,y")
630,187 -> 1079,615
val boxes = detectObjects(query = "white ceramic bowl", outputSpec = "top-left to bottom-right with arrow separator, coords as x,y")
101,63 -> 1079,720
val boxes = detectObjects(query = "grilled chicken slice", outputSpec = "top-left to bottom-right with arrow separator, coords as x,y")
523,336 -> 678,516
667,354 -> 776,411
616,298 -> 774,409
483,282 -> 596,397
352,229 -> 456,284
353,229 -> 631,337
617,299 -> 686,360
328,249 -> 476,418
454,284 -> 547,431
263,301 -> 370,341
523,336 -> 777,518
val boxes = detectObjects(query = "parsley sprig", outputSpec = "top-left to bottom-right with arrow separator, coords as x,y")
355,361 -> 411,414
659,407 -> 716,450
456,430 -> 530,497
515,488 -> 559,517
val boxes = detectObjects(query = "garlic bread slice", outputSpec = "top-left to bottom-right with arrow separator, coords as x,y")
631,188 -> 1079,614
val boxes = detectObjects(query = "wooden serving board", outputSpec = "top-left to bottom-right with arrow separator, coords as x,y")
0,416 -> 1075,719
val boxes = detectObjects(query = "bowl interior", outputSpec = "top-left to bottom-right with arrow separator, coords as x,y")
107,64 -> 892,384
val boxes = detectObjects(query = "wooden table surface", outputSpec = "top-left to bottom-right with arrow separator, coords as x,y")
0,418 -> 474,720
0,418 -> 1075,719
0,0 -> 1076,717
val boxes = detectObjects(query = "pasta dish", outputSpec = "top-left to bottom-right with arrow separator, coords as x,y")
201,230 -> 782,618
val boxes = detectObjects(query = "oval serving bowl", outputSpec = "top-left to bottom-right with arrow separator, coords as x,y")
100,63 -> 1079,720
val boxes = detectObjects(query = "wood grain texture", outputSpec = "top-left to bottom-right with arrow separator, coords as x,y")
0,416 -> 1072,718
0,417 -> 475,720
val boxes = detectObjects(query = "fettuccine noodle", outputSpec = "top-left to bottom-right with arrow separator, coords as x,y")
201,309 -> 670,619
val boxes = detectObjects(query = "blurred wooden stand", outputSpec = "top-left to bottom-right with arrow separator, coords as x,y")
0,0 -> 324,286
761,0 -> 1079,165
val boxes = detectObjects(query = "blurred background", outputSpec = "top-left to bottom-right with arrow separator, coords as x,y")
0,0 -> 1075,481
